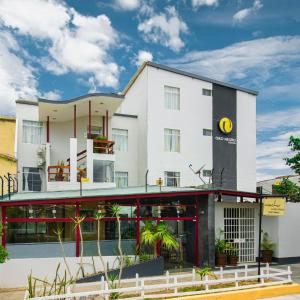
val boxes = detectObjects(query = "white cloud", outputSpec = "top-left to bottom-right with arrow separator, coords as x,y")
40,90 -> 61,100
0,31 -> 38,114
192,0 -> 218,8
114,0 -> 140,10
138,6 -> 188,52
256,108 -> 300,181
233,0 -> 263,23
136,50 -> 153,66
0,0 -> 120,88
165,36 -> 300,84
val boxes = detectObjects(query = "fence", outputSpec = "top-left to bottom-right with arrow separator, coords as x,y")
24,264 -> 292,300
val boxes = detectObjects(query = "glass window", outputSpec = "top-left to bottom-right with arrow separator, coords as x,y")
164,128 -> 180,152
93,160 -> 114,183
164,86 -> 180,110
23,167 -> 42,191
115,171 -> 128,188
112,128 -> 128,151
202,88 -> 212,96
23,120 -> 44,144
164,171 -> 180,187
203,128 -> 212,136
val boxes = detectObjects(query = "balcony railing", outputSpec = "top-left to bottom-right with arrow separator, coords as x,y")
93,139 -> 114,154
48,166 -> 86,182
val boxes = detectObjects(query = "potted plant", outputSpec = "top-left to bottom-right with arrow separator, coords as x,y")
55,160 -> 65,181
215,229 -> 229,267
261,232 -> 276,263
227,244 -> 238,266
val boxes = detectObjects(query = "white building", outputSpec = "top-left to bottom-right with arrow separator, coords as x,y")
15,62 -> 257,193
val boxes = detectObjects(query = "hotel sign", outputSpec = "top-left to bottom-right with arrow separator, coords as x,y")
263,197 -> 286,216
215,117 -> 237,144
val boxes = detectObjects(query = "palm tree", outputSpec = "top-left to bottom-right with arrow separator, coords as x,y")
141,221 -> 179,257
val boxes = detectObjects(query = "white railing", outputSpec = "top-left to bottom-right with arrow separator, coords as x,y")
24,264 -> 292,300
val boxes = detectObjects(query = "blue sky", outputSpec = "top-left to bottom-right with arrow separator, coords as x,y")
0,0 -> 299,180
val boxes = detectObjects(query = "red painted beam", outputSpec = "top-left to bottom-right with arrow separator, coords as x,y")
88,101 -> 91,139
102,116 -> 105,137
105,110 -> 108,137
46,116 -> 50,143
1,207 -> 6,248
74,105 -> 77,138
76,204 -> 80,257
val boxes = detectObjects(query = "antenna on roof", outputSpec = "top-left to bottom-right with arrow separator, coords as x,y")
189,164 -> 206,184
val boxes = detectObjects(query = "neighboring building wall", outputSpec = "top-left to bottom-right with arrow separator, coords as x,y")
257,175 -> 300,194
262,202 -> 300,262
0,116 -> 17,194
146,65 -> 213,187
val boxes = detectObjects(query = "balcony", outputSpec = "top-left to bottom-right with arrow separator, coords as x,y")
47,165 -> 86,182
93,139 -> 114,154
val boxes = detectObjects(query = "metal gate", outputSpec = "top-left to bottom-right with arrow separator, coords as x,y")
224,207 -> 255,262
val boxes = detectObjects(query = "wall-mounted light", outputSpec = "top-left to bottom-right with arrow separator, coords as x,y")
28,206 -> 33,218
52,205 -> 57,218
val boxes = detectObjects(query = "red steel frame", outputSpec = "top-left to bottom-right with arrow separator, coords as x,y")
0,190 -> 261,264
74,105 -> 77,138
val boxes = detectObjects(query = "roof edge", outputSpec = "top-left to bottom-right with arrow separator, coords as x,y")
16,100 -> 38,106
146,62 -> 259,95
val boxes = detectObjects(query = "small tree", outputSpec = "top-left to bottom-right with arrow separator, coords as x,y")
0,223 -> 8,263
273,178 -> 300,202
285,136 -> 300,175
141,221 -> 179,257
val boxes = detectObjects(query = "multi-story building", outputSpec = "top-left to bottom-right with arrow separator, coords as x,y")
0,116 -> 17,195
15,62 -> 256,193
1,62 -> 260,279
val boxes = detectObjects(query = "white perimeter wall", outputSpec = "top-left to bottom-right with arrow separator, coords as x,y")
236,91 -> 256,192
262,202 -> 300,259
146,66 -> 213,186
0,256 -> 127,288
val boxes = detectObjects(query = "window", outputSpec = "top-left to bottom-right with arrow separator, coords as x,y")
203,169 -> 212,177
23,167 -> 42,191
164,171 -> 180,187
203,129 -> 212,136
23,120 -> 44,144
202,88 -> 212,96
81,209 -> 96,233
93,160 -> 114,183
115,171 -> 128,188
112,128 -> 128,151
164,128 -> 180,152
164,86 -> 180,110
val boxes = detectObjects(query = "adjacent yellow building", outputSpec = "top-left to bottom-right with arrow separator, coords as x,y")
0,116 -> 16,195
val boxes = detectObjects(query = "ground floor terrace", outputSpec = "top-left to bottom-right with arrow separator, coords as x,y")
0,186 -> 261,268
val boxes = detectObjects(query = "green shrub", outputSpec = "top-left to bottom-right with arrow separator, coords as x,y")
0,245 -> 8,263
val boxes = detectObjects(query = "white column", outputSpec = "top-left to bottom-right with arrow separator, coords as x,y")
86,139 -> 93,182
70,138 -> 77,183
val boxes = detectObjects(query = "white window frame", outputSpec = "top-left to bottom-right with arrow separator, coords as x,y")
22,120 -> 44,144
112,128 -> 128,152
164,171 -> 180,187
164,86 -> 180,110
115,171 -> 128,188
164,128 -> 180,152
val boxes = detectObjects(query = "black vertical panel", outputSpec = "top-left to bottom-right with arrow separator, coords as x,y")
212,84 -> 237,191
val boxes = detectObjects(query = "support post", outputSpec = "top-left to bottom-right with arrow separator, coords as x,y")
258,195 -> 263,282
106,110 -> 108,137
47,116 -> 50,143
76,204 -> 80,257
1,206 -> 6,248
102,116 -> 105,137
195,198 -> 199,266
88,101 -> 91,139
73,105 -> 77,138
136,199 -> 140,253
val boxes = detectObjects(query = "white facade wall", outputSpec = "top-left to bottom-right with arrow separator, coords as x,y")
236,91 -> 256,192
146,66 -> 213,187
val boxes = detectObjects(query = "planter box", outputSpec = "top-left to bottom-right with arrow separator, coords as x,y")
77,256 -> 164,283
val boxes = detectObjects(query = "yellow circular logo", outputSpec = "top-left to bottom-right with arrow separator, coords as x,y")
219,117 -> 233,134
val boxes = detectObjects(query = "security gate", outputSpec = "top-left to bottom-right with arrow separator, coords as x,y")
224,207 -> 255,262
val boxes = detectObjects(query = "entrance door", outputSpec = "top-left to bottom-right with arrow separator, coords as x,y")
224,207 -> 255,263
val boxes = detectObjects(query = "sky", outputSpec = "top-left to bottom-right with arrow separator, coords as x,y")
0,0 -> 299,181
